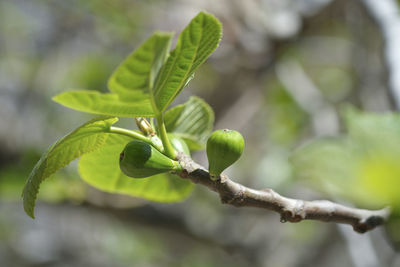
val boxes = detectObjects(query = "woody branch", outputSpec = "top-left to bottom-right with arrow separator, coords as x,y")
177,153 -> 390,233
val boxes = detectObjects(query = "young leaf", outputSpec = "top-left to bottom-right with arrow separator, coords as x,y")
53,32 -> 173,117
22,116 -> 118,218
153,12 -> 222,112
164,96 -> 214,150
53,90 -> 154,117
79,134 -> 194,202
108,32 -> 173,105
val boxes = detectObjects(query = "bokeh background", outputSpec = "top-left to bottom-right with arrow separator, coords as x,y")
1,0 -> 400,266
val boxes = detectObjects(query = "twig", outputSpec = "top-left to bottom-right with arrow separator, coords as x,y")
177,153 -> 391,234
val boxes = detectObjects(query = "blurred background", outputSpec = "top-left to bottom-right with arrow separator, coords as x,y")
1,0 -> 400,266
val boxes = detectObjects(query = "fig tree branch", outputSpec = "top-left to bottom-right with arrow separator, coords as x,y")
177,153 -> 391,233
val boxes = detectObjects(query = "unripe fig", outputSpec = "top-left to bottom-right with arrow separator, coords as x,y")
169,135 -> 190,155
120,140 -> 182,178
206,129 -> 244,179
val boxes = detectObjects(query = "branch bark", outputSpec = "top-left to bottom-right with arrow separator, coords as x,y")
176,153 -> 391,234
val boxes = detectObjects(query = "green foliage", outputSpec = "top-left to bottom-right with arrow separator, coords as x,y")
79,135 -> 193,202
53,91 -> 154,117
165,96 -> 214,150
0,151 -> 86,203
152,12 -> 222,112
291,107 -> 400,209
52,12 -> 221,117
108,32 -> 173,109
23,12 -> 221,217
22,116 -> 118,218
53,31 -> 173,117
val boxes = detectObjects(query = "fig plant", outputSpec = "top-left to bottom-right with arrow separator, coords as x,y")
21,12 -> 391,235
23,11 -> 224,218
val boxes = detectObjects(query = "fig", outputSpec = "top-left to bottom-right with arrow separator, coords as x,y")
206,129 -> 244,180
120,140 -> 182,178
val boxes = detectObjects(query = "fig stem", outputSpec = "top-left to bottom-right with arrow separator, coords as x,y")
108,126 -> 163,152
156,113 -> 177,159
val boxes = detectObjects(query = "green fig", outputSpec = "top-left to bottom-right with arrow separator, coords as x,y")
120,140 -> 182,178
206,129 -> 244,180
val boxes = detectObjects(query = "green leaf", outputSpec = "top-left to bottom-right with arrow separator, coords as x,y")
53,90 -> 154,117
153,12 -> 222,112
291,108 -> 400,209
22,116 -> 119,218
53,32 -> 174,117
165,96 -> 214,151
79,134 -> 194,202
108,32 -> 173,104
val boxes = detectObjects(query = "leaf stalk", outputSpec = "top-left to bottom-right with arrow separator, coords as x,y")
108,126 -> 163,152
156,113 -> 177,159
